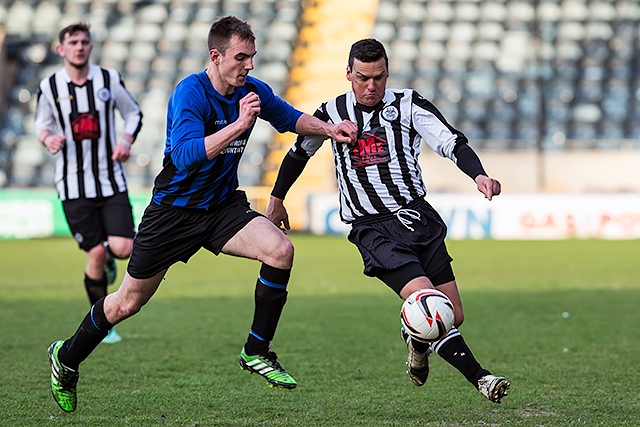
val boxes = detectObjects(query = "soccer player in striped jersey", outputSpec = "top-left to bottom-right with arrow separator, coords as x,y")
35,22 -> 143,345
268,38 -> 510,403
46,16 -> 357,412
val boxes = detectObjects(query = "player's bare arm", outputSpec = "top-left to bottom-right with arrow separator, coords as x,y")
111,134 -> 134,162
39,130 -> 66,155
475,175 -> 501,201
295,115 -> 357,144
204,92 -> 260,159
266,196 -> 290,231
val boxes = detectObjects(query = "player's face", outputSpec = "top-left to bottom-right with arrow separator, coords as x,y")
57,31 -> 92,69
213,35 -> 256,93
347,58 -> 389,107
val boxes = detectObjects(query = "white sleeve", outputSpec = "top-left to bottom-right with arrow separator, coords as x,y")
33,86 -> 58,136
412,104 -> 458,161
409,89 -> 466,162
291,103 -> 332,158
111,72 -> 143,137
294,134 -> 327,158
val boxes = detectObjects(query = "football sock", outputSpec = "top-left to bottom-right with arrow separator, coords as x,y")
432,327 -> 490,387
84,273 -> 108,306
411,338 -> 431,354
58,297 -> 113,370
244,264 -> 290,355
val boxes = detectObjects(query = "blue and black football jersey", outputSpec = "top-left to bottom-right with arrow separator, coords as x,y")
152,71 -> 302,209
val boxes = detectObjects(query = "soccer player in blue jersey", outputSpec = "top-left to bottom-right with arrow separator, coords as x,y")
47,16 -> 357,412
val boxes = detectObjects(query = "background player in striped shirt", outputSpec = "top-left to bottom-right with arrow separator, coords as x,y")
267,38 -> 510,403
46,16 -> 356,412
35,23 -> 143,344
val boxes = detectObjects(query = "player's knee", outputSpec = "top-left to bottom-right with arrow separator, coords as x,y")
108,239 -> 133,259
108,291 -> 144,322
112,246 -> 132,259
267,238 -> 294,269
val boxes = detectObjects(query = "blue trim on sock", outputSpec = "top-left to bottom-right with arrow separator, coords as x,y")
250,330 -> 267,341
90,306 -> 106,332
258,275 -> 287,289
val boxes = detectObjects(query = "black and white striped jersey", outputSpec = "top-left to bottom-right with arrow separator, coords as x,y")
290,88 -> 468,223
34,64 -> 143,200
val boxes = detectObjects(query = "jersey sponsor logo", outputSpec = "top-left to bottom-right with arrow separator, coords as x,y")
220,138 -> 247,155
98,88 -> 111,102
70,111 -> 100,141
350,127 -> 390,167
381,105 -> 399,122
220,147 -> 245,154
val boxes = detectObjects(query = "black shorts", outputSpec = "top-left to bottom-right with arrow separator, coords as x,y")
347,198 -> 454,294
127,190 -> 262,279
61,191 -> 135,251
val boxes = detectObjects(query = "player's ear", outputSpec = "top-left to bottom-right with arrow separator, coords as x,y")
346,65 -> 353,82
209,49 -> 220,64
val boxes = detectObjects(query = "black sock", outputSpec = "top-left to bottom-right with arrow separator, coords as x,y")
432,327 -> 490,388
84,273 -> 107,306
411,338 -> 431,353
244,264 -> 290,355
58,297 -> 113,370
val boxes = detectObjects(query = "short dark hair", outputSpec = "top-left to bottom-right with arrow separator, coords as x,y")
207,16 -> 255,53
58,22 -> 91,45
348,38 -> 388,70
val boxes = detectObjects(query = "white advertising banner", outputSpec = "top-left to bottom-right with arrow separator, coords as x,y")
0,199 -> 55,239
306,193 -> 640,240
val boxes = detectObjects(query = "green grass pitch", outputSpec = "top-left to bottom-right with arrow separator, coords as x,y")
1,236 -> 639,426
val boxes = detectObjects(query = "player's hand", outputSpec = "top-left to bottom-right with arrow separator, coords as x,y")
238,92 -> 261,129
43,134 -> 66,155
330,120 -> 358,145
112,142 -> 131,163
475,175 -> 501,201
266,195 -> 290,233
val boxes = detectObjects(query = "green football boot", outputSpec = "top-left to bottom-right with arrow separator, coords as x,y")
239,347 -> 297,389
101,328 -> 122,344
48,340 -> 79,412
104,254 -> 117,285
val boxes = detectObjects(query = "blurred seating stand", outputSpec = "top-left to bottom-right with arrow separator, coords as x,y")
0,0 -> 304,189
0,0 -> 639,191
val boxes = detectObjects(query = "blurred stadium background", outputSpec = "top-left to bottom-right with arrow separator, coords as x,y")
0,0 -> 639,238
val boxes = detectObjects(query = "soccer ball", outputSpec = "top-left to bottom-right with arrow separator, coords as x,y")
400,289 -> 455,343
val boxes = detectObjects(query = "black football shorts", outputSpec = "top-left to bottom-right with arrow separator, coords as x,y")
347,198 -> 454,294
61,191 -> 135,251
127,190 -> 262,279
